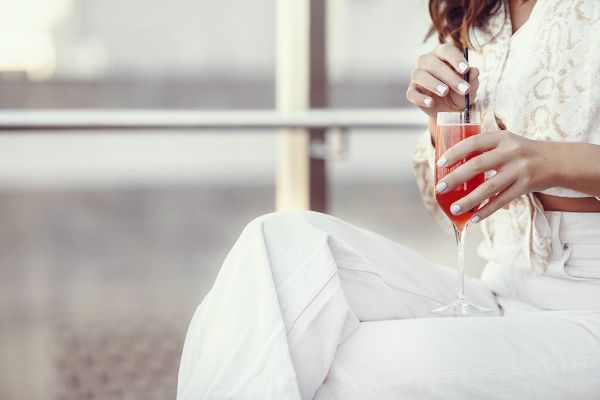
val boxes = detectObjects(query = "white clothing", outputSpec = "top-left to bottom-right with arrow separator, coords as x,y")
177,210 -> 600,400
482,210 -> 600,311
413,0 -> 600,273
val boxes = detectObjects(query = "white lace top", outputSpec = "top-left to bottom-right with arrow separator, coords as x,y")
413,0 -> 600,273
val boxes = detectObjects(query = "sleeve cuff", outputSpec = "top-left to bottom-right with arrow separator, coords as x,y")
413,129 -> 435,173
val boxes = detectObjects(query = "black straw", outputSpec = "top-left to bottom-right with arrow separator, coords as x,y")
463,47 -> 470,122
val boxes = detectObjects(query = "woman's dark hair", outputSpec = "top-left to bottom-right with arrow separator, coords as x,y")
427,0 -> 504,47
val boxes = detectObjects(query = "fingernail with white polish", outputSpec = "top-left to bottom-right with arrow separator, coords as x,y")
458,62 -> 469,73
450,204 -> 462,215
424,97 -> 432,107
436,156 -> 447,167
458,82 -> 469,94
471,215 -> 481,224
437,84 -> 448,95
435,181 -> 447,192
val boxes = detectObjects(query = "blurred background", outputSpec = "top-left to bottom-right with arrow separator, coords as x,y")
0,1 -> 485,399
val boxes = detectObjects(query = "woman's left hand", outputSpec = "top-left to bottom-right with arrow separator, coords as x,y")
435,131 -> 557,223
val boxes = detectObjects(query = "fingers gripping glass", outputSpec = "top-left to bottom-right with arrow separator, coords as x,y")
432,111 -> 493,317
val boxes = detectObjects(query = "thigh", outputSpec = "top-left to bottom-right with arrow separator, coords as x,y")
317,312 -> 600,400
296,212 -> 499,319
254,211 -> 499,322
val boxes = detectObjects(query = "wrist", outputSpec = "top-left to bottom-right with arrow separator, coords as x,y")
545,141 -> 568,189
540,142 -> 600,197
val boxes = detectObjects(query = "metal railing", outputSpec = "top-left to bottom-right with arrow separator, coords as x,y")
0,109 -> 426,131
0,108 -> 427,211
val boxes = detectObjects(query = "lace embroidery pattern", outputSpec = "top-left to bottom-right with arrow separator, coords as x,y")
412,0 -> 600,272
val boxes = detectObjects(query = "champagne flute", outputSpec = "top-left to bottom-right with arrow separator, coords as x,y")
431,111 -> 493,317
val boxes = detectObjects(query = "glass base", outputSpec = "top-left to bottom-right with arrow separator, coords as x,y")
431,299 -> 494,317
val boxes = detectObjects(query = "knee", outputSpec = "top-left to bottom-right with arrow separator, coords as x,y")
243,210 -> 332,254
247,210 -> 324,234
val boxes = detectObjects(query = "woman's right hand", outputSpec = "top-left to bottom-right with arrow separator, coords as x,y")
406,43 -> 479,119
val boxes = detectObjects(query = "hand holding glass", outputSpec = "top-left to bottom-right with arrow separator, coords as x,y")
432,111 -> 493,316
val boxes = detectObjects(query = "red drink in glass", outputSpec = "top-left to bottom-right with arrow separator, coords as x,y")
434,123 -> 484,231
431,111 -> 492,316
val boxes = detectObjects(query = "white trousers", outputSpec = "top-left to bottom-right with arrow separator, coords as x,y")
177,211 -> 600,400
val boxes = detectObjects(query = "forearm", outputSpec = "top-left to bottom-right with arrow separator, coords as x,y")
551,142 -> 600,197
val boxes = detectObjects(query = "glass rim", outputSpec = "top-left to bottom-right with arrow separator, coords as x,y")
437,111 -> 480,124
436,111 -> 480,117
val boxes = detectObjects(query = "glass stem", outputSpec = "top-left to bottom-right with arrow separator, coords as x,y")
454,225 -> 467,301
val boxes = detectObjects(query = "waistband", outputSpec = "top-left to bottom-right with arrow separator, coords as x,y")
492,209 -> 600,246
543,211 -> 600,243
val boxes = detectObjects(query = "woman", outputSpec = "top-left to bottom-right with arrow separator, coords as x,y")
178,1 -> 600,399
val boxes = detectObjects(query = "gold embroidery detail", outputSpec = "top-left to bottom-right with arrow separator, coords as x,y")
575,0 -> 586,21
567,31 -> 575,50
550,113 -> 567,138
533,77 -> 555,100
557,80 -> 567,104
